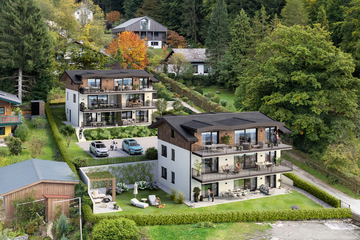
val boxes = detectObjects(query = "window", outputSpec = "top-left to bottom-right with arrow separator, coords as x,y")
171,129 -> 175,138
140,19 -> 149,30
88,79 -> 101,88
139,78 -> 149,89
204,157 -> 218,173
171,171 -> 175,184
151,42 -> 159,46
0,127 -> 5,135
201,132 -> 218,145
265,127 -> 276,143
122,111 -> 132,119
154,32 -> 159,37
73,94 -> 76,103
67,92 -> 69,100
193,65 -> 198,73
171,149 -> 175,161
204,65 -> 209,73
235,153 -> 257,169
0,107 -> 5,115
136,110 -> 148,122
161,166 -> 167,179
234,128 -> 257,145
265,151 -> 276,163
161,145 -> 167,157
67,108 -> 68,114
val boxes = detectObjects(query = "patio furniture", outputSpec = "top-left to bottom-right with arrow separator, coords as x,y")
94,199 -> 102,204
252,141 -> 264,148
91,190 -> 106,199
255,163 -> 261,171
242,143 -> 250,150
102,198 -> 111,203
141,198 -> 148,203
255,190 -> 260,194
130,198 -> 149,208
265,162 -> 272,170
149,195 -> 159,206
100,203 -> 107,208
259,184 -> 270,195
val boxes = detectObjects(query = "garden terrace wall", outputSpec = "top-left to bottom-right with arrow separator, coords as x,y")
82,204 -> 351,226
146,67 -> 230,113
284,173 -> 340,208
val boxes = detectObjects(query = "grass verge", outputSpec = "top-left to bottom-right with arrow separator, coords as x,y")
202,88 -> 237,112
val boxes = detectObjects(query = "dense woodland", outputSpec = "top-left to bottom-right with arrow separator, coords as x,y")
1,0 -> 360,175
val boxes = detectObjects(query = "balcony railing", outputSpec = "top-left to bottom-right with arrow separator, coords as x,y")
79,86 -> 155,94
80,100 -> 156,111
0,114 -> 22,125
192,160 -> 293,183
192,143 -> 293,157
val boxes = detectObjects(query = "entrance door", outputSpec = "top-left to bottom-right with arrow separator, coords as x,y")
201,183 -> 218,197
244,178 -> 257,191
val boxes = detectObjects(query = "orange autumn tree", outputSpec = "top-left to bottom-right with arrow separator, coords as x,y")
106,11 -> 120,24
106,31 -> 149,69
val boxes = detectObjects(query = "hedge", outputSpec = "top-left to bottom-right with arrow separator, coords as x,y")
83,126 -> 157,141
147,67 -> 230,113
45,103 -> 79,179
284,173 -> 340,208
82,204 -> 351,226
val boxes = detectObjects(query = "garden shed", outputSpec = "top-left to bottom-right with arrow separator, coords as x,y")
0,159 -> 79,221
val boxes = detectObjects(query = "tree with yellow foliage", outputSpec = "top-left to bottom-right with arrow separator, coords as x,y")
106,31 -> 149,69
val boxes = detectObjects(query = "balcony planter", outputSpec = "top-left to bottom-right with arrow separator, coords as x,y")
146,99 -> 151,106
194,159 -> 203,176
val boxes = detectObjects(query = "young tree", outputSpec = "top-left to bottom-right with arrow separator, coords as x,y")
106,11 -> 120,24
316,5 -> 329,31
167,30 -> 187,48
106,31 -> 149,69
205,0 -> 230,77
0,0 -> 54,102
281,0 -> 309,27
59,125 -> 76,147
57,213 -> 69,239
168,53 -> 190,78
7,137 -> 22,156
235,24 -> 360,152
28,134 -> 48,158
156,99 -> 168,116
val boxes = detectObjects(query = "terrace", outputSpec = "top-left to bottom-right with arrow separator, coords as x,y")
0,112 -> 22,126
79,86 -> 156,94
79,100 -> 157,112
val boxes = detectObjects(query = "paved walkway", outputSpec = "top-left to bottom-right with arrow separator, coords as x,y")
177,99 -> 202,113
292,165 -> 360,215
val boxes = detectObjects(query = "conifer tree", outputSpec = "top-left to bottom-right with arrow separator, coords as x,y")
205,0 -> 230,76
181,0 -> 203,44
281,0 -> 308,27
0,0 -> 53,101
316,5 -> 329,31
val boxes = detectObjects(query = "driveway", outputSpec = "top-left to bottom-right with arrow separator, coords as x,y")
292,165 -> 360,215
76,136 -> 158,159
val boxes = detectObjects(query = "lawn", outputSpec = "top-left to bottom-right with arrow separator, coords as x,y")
104,188 -> 322,215
202,88 -> 237,112
0,119 -> 57,165
145,222 -> 271,240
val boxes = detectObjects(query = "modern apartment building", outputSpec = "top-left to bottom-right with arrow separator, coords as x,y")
149,112 -> 293,200
0,91 -> 22,138
60,70 -> 159,128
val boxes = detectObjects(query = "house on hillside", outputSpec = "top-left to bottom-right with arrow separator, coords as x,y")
60,70 -> 159,128
0,91 -> 22,139
148,112 -> 293,201
0,159 -> 79,221
75,4 -> 93,24
112,16 -> 168,49
164,48 -> 209,75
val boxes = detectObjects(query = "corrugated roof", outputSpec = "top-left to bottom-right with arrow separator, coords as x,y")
165,49 -> 207,63
149,112 -> 288,142
0,90 -> 21,105
113,16 -> 146,30
0,159 -> 79,196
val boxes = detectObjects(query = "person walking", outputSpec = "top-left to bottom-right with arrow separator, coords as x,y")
207,188 -> 211,202
115,142 -> 118,151
211,190 -> 214,202
111,138 -> 115,150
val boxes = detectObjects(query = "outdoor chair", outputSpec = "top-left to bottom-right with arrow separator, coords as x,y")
130,198 -> 149,209
91,190 -> 106,199
149,195 -> 159,206
255,163 -> 261,171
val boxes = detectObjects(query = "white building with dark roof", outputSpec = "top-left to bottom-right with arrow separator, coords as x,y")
149,112 -> 293,200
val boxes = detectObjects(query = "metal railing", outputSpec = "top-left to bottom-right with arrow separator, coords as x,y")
0,114 -> 22,124
80,100 -> 156,111
79,86 -> 154,94
192,160 -> 293,182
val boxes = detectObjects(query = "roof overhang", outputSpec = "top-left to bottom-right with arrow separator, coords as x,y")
183,122 -> 286,133
0,97 -> 21,105
43,194 -> 72,199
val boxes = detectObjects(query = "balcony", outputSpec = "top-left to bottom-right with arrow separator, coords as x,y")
79,86 -> 156,94
192,143 -> 293,157
0,113 -> 22,126
192,160 -> 293,183
80,100 -> 157,112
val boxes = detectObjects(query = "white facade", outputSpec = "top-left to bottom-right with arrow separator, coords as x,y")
167,63 -> 209,76
65,89 -> 79,126
75,6 -> 93,24
157,139 -> 192,199
148,41 -> 162,49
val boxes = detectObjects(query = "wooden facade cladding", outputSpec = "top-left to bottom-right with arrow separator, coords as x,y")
158,123 -> 191,150
0,100 -> 11,116
64,76 -> 80,92
3,181 -> 77,221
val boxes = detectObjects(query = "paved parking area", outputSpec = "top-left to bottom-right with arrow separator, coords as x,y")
76,136 -> 158,159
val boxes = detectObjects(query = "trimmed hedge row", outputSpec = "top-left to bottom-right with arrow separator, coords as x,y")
147,67 -> 230,113
45,103 -> 79,179
82,204 -> 351,226
284,173 -> 340,208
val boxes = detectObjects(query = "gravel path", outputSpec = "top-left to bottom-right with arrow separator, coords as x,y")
284,183 -> 333,208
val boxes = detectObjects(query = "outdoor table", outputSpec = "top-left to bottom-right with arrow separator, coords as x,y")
141,198 -> 147,203
91,122 -> 98,127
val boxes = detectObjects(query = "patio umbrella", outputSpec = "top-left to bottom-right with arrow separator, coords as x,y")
133,182 -> 138,198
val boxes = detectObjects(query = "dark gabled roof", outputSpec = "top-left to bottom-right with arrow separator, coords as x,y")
0,159 -> 79,196
164,48 -> 207,63
0,91 -> 21,105
279,126 -> 292,134
60,70 -> 159,84
113,16 -> 146,29
149,112 -> 289,143
112,16 -> 168,33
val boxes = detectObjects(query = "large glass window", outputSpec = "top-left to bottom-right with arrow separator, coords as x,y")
265,127 -> 276,143
139,78 -> 149,89
122,111 -> 132,119
201,132 -> 218,145
234,179 -> 244,188
204,65 -> 209,73
126,94 -> 144,106
203,157 -> 218,173
0,107 -> 5,115
88,95 -> 108,107
234,130 -> 245,145
246,128 -> 256,144
265,151 -> 276,163
101,112 -> 115,125
140,19 -> 149,30
114,78 -> 122,90
265,175 -> 276,188
88,79 -> 101,87
161,166 -> 167,179
244,178 -> 257,191
244,153 -> 257,169
201,183 -> 218,197
161,145 -> 167,157
83,113 -> 97,126
235,128 -> 257,145
123,78 -> 133,89
136,110 -> 148,122
0,127 -> 5,135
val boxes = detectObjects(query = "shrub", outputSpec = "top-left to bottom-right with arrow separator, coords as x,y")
168,188 -> 177,201
213,96 -> 220,103
146,181 -> 159,190
73,157 -> 88,170
57,214 -> 69,239
92,218 -> 140,240
291,205 -> 301,210
145,147 -> 157,160
118,182 -> 129,191
183,107 -> 196,114
32,117 -> 48,129
7,137 -> 22,155
99,129 -> 111,139
284,173 -> 341,208
176,191 -> 186,204
172,99 -> 183,112
187,100 -> 194,107
168,73 -> 176,79
207,92 -> 215,98
59,124 -> 76,147
194,222 -> 216,228
3,136 -> 8,142
194,86 -> 203,95
182,97 -> 189,102
136,181 -> 147,190
15,124 -> 30,142
220,99 -> 227,107
28,133 -> 48,158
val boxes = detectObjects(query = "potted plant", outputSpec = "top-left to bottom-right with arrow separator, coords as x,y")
146,99 -> 151,106
105,87 -> 108,92
221,135 -> 232,145
133,84 -> 139,90
267,142 -> 271,147
113,203 -> 119,210
193,187 -> 201,202
278,178 -> 283,189
271,142 -> 274,148
236,145 -> 240,151
275,157 -> 283,166
199,195 -> 203,201
194,159 -> 203,176
115,114 -> 119,126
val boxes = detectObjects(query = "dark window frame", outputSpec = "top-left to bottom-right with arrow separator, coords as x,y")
0,127 -> 5,135
171,129 -> 175,138
161,166 -> 167,180
73,94 -> 76,103
171,171 -> 175,184
234,128 -> 258,145
0,107 -> 5,115
193,65 -> 198,73
171,149 -> 175,161
161,145 -> 167,158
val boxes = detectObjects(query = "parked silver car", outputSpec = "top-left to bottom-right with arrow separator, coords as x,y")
89,141 -> 109,157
